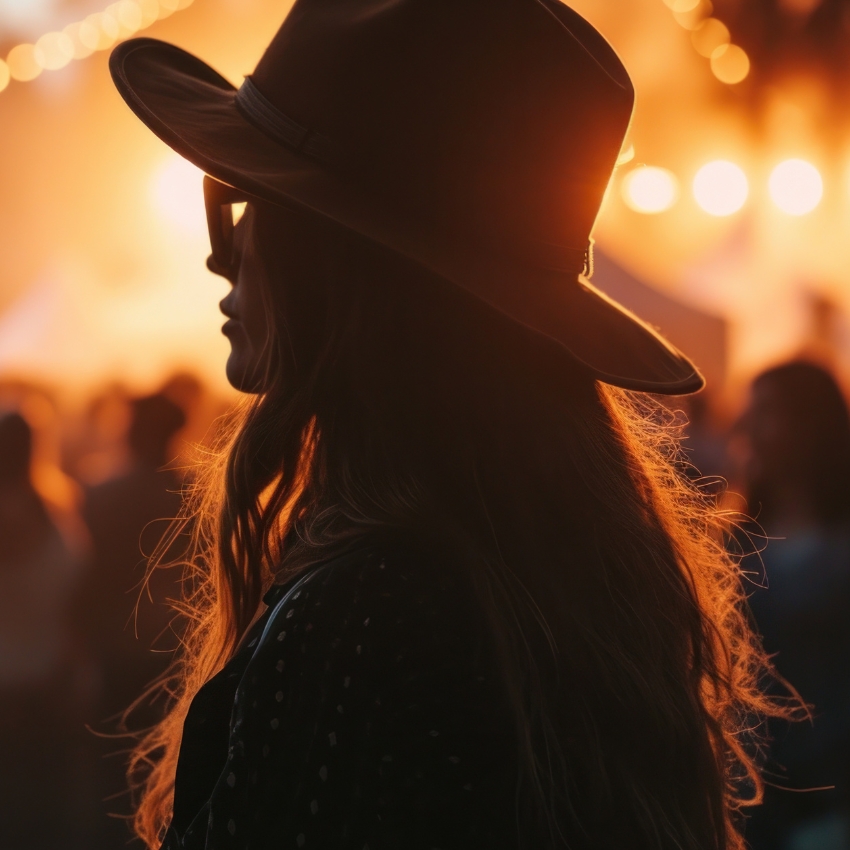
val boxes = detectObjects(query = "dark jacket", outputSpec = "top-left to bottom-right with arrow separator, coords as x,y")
163,542 -> 520,849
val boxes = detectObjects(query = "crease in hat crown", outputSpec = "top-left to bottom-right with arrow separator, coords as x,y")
108,0 -> 705,395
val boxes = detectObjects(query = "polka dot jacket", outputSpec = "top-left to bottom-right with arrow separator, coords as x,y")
163,542 -> 521,849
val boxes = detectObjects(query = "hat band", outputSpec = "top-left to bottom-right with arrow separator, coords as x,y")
235,77 -> 344,168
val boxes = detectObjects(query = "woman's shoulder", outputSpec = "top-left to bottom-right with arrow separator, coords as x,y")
257,533 -> 489,669
271,533 -> 473,612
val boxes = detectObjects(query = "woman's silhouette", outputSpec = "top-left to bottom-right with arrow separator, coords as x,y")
108,1 -> 786,847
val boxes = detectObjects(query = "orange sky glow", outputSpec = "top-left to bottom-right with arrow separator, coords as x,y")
1,0 -> 849,410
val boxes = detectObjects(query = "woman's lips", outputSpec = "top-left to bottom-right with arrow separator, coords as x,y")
222,319 -> 241,338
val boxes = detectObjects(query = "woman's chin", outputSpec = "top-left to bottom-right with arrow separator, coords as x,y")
225,354 -> 265,394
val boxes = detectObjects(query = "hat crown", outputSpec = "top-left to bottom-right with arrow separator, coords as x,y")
248,0 -> 634,262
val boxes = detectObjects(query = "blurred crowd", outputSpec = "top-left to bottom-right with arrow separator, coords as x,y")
683,362 -> 850,850
0,372 -> 228,850
1,360 -> 850,849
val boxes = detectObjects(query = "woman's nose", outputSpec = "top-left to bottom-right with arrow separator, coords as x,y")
207,253 -> 237,282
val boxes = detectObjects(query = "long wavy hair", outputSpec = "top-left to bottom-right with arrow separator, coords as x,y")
131,201 -> 788,849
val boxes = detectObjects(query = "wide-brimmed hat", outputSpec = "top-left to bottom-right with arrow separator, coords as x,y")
110,0 -> 703,394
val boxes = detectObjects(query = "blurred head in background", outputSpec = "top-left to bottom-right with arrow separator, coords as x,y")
0,411 -> 32,487
741,360 -> 850,532
0,411 -> 57,567
127,392 -> 187,469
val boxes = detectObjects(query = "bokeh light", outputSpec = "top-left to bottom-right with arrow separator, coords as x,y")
673,3 -> 711,30
160,0 -> 196,14
622,166 -> 679,214
137,0 -> 160,28
769,159 -> 824,216
63,22 -> 95,60
693,161 -> 749,216
0,0 -> 202,97
115,0 -> 143,34
7,43 -> 42,82
96,12 -> 120,47
663,0 -> 701,11
710,44 -> 750,85
77,18 -> 102,52
151,155 -> 207,236
34,31 -> 74,71
691,18 -> 731,58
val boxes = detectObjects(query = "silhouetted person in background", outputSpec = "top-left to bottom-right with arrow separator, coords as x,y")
740,361 -> 850,850
0,411 -> 84,849
76,391 -> 189,846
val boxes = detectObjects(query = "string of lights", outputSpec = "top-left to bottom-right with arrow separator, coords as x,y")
662,0 -> 751,85
621,5 -> 834,217
0,0 -> 196,93
621,158 -> 828,216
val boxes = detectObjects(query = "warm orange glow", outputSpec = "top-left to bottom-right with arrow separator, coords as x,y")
7,44 -> 42,83
97,12 -> 121,48
160,0 -> 195,15
114,0 -> 144,35
79,15 -> 110,51
616,143 -> 636,167
622,166 -> 679,214
691,18 -> 730,58
0,0 -> 202,96
76,19 -> 102,52
232,202 -> 248,226
769,159 -> 823,215
710,44 -> 750,85
673,6 -> 709,29
693,161 -> 748,216
63,23 -> 96,60
152,155 -> 207,235
34,32 -> 75,72
664,0 -> 701,10
781,0 -> 821,12
138,0 -> 161,28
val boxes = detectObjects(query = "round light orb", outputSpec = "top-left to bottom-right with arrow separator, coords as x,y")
63,23 -> 94,60
77,19 -> 101,51
693,160 -> 749,216
7,44 -> 42,82
691,18 -> 730,58
673,3 -> 711,30
115,0 -> 144,34
664,0 -> 700,11
98,12 -> 121,44
151,154 -> 207,235
138,0 -> 160,28
34,32 -> 74,71
710,44 -> 750,85
0,59 -> 10,93
622,166 -> 679,214
769,159 -> 823,216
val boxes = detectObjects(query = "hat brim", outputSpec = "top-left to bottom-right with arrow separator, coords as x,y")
110,37 -> 704,395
